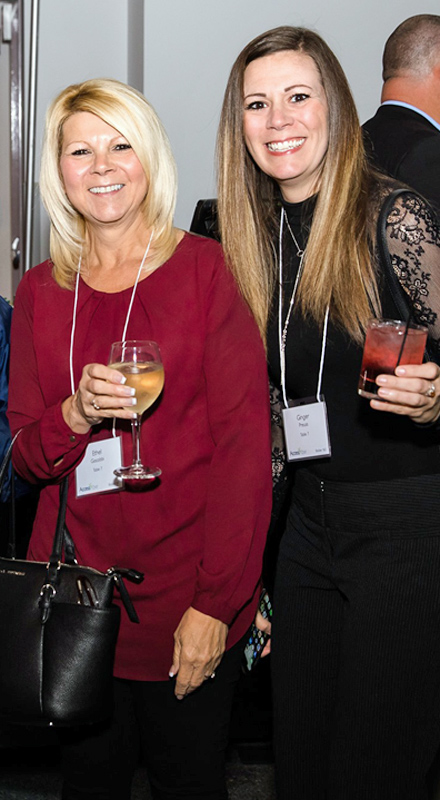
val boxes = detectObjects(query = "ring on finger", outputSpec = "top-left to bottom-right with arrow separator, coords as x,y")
92,399 -> 101,411
425,382 -> 436,399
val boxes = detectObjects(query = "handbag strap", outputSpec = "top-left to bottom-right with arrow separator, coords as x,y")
0,433 -> 16,489
377,188 -> 412,319
3,432 -> 145,622
9,455 -> 15,560
0,432 -> 76,563
0,431 -> 21,558
377,187 -> 434,362
46,477 -> 69,585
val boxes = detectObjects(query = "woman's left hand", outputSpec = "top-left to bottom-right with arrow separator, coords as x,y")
370,362 -> 440,424
169,607 -> 228,700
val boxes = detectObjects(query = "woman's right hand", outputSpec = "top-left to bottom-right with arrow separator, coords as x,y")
255,609 -> 272,657
371,362 -> 440,425
62,363 -> 137,434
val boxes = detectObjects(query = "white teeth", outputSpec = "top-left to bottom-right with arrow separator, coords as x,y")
267,138 -> 305,152
89,184 -> 123,194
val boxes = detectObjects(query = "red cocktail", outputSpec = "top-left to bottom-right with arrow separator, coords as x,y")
358,318 -> 427,399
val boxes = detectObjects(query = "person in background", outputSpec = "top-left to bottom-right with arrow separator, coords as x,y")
217,25 -> 440,800
8,78 -> 272,800
363,14 -> 440,217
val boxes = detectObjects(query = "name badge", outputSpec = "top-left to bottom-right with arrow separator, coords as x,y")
75,436 -> 123,497
282,396 -> 331,462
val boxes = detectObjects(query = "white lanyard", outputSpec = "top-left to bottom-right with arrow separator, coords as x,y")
69,230 -> 154,396
277,207 -> 329,407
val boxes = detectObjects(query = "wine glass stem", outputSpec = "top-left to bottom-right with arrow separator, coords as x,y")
131,414 -> 142,468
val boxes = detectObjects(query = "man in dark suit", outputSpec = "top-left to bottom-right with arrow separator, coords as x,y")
363,14 -> 440,216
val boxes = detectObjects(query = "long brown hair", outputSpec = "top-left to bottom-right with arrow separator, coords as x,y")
217,26 -> 382,342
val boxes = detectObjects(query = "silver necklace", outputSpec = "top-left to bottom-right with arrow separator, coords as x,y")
278,208 -> 307,407
279,208 -> 306,348
283,211 -> 304,258
278,207 -> 329,409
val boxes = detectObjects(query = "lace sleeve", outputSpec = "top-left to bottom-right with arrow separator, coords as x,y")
384,192 -> 440,360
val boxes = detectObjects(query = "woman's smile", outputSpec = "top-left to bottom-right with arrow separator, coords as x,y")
243,50 -> 329,202
266,137 -> 306,153
88,183 -> 124,195
59,111 -> 148,229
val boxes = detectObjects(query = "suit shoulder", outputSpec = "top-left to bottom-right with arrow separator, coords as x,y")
363,105 -> 439,139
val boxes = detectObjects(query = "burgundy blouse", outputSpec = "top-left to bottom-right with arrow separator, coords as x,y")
8,233 -> 272,680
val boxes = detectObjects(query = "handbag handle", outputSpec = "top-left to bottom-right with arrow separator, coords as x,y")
3,431 -> 145,622
45,477 -> 70,586
0,432 -> 75,563
377,188 -> 435,364
0,431 -> 21,558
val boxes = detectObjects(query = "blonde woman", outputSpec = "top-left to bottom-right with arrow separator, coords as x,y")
218,26 -> 440,800
8,78 -> 272,800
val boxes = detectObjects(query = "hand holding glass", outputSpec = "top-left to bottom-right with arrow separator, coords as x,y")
108,340 -> 164,480
358,318 -> 427,400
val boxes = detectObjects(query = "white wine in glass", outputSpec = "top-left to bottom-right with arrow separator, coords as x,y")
108,340 -> 164,480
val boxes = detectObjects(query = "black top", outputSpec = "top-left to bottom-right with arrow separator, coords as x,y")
267,193 -> 440,482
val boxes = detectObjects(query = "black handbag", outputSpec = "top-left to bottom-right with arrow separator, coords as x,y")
0,435 -> 144,727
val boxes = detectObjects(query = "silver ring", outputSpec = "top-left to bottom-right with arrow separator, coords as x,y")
425,383 -> 436,399
92,399 -> 101,411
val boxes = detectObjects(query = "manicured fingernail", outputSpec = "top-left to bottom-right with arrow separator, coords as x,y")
378,389 -> 391,397
123,387 -> 136,396
396,367 -> 406,375
376,376 -> 387,385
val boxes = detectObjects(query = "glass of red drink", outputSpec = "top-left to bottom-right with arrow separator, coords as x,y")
358,318 -> 428,400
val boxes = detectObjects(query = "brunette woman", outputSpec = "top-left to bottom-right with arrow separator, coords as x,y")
218,26 -> 440,800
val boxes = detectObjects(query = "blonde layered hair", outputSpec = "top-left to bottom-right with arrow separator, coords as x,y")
40,78 -> 177,288
217,26 -> 382,342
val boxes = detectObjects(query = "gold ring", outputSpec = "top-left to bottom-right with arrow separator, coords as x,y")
426,383 -> 436,399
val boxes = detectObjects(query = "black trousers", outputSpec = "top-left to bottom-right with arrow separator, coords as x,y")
272,469 -> 440,800
59,635 -> 244,800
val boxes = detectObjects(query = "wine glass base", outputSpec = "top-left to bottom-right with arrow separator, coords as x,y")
114,466 -> 162,481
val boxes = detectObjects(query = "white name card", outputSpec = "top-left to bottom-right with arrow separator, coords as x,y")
75,436 -> 123,497
282,396 -> 331,462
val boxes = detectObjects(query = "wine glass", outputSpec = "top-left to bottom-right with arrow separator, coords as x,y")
108,340 -> 164,481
